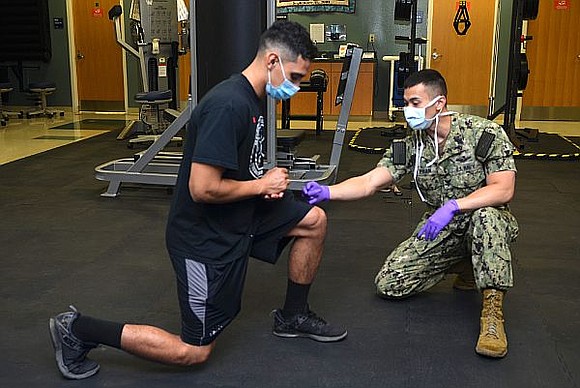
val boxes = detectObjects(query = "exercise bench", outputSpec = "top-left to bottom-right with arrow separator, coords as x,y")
281,69 -> 328,135
128,90 -> 182,149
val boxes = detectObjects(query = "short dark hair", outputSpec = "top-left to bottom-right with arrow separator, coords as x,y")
259,20 -> 317,61
404,69 -> 448,98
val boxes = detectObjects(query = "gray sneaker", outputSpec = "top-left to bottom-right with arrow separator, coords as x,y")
272,308 -> 347,342
48,306 -> 100,379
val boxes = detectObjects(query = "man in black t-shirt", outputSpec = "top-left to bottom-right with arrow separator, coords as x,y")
49,21 -> 347,380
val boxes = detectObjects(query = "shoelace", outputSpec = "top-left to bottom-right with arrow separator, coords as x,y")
306,311 -> 327,328
482,294 -> 503,339
484,320 -> 500,339
59,311 -> 98,351
59,314 -> 85,350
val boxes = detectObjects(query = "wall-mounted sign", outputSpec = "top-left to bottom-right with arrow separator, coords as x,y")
92,4 -> 103,18
554,0 -> 569,10
276,0 -> 356,14
53,17 -> 64,29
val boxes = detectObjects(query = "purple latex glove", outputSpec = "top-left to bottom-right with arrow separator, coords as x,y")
417,200 -> 460,241
302,182 -> 330,205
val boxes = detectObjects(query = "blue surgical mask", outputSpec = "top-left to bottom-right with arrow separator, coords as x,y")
403,95 -> 443,130
265,56 -> 300,100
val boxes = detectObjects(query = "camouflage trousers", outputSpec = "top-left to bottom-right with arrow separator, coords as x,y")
375,206 -> 519,298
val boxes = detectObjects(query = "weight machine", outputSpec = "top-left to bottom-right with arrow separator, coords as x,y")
280,45 -> 363,190
110,0 -> 186,103
385,0 -> 426,121
488,0 -> 539,149
96,0 -> 193,197
95,0 -> 355,197
108,0 -> 187,146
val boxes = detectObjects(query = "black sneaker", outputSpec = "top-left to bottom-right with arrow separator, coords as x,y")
272,308 -> 347,342
48,306 -> 100,380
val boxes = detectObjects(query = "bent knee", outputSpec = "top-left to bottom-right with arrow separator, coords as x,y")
375,273 -> 417,300
470,206 -> 507,227
375,283 -> 411,300
175,343 -> 213,366
300,206 -> 327,233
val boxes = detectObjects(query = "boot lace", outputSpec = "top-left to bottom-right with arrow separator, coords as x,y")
482,292 -> 503,339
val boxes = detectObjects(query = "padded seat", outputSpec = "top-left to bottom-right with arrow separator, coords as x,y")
135,90 -> 173,103
276,129 -> 318,171
277,129 -> 305,151
0,82 -> 14,91
29,81 -> 56,92
0,82 -> 23,126
26,81 -> 64,119
128,89 -> 181,149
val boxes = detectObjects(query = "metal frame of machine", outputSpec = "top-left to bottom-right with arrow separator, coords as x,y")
283,45 -> 362,191
95,0 -> 195,197
95,0 -> 360,197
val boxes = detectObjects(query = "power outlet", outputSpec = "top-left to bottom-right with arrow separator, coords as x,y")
369,33 -> 375,43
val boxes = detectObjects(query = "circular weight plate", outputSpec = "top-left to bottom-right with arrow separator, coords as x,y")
518,53 -> 530,90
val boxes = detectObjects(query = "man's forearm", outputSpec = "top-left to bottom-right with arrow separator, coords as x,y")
191,178 -> 264,204
330,168 -> 393,201
330,177 -> 375,200
455,182 -> 514,212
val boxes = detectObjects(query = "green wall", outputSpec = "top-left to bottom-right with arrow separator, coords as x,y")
2,0 -> 140,109
3,0 -> 71,107
44,0 -> 72,106
287,0 -> 429,116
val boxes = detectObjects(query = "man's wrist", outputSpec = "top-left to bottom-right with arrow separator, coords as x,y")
449,199 -> 460,214
254,179 -> 264,196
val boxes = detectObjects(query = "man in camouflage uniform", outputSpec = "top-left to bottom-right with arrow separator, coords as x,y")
302,69 -> 518,358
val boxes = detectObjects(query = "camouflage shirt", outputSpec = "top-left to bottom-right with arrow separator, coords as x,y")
377,113 -> 516,209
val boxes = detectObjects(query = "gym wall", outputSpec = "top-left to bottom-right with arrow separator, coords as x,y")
0,0 -> 141,109
1,0 -> 575,119
1,0 -> 72,106
287,0 -> 429,118
4,0 -> 425,113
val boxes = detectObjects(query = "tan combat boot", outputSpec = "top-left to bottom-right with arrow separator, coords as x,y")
475,289 -> 507,358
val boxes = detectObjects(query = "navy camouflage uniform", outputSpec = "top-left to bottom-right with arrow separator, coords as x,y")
375,113 -> 519,298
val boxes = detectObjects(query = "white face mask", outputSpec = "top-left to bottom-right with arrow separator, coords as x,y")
403,95 -> 443,130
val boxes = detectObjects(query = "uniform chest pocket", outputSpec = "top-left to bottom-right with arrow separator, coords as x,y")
415,169 -> 439,195
447,162 -> 486,189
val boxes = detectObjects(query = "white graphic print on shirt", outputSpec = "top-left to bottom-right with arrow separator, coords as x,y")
249,115 -> 265,179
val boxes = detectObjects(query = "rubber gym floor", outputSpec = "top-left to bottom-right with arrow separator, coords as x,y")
1,129 -> 579,388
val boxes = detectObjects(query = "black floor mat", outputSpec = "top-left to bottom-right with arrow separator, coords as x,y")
350,127 -> 580,159
514,132 -> 580,159
1,129 -> 579,387
348,126 -> 406,154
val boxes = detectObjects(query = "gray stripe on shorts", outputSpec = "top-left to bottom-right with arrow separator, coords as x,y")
185,259 -> 208,332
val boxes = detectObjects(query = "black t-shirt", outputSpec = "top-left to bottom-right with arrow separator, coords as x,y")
166,74 -> 265,264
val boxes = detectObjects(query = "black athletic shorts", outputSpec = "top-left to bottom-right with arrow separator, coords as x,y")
171,192 -> 312,345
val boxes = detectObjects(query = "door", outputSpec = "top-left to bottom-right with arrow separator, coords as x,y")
72,0 -> 125,112
522,1 -> 580,120
179,0 -> 191,104
428,0 -> 496,109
